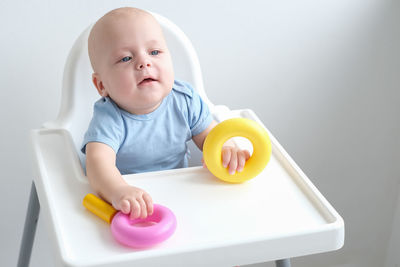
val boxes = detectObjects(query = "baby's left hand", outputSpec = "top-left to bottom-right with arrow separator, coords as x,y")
203,146 -> 251,175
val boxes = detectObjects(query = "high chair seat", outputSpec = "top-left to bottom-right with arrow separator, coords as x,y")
19,11 -> 344,267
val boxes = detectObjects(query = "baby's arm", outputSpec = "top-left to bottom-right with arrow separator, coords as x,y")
85,142 -> 153,219
193,120 -> 250,174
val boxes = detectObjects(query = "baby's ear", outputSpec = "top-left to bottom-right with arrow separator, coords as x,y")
92,73 -> 108,97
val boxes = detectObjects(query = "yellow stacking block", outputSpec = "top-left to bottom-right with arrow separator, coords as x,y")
83,193 -> 117,224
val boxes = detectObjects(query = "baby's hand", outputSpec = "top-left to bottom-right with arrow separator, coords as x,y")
203,146 -> 251,174
221,146 -> 251,174
110,184 -> 153,219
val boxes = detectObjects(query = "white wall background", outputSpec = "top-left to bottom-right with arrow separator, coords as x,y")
1,0 -> 399,266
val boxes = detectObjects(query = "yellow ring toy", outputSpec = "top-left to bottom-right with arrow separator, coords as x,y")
203,118 -> 272,183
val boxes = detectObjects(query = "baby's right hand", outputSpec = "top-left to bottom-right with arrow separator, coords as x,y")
110,184 -> 153,219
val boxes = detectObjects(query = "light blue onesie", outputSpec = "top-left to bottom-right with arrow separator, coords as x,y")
81,80 -> 213,175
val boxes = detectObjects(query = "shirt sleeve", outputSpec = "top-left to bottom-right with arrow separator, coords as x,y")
81,97 -> 124,154
180,81 -> 213,136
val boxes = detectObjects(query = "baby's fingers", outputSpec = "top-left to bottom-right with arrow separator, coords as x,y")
137,197 -> 148,219
228,149 -> 238,175
237,150 -> 251,172
143,193 -> 154,216
237,151 -> 246,172
117,199 -> 131,214
244,150 -> 251,160
128,199 -> 141,220
222,147 -> 232,168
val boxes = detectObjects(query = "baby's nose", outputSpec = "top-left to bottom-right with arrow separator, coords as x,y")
136,60 -> 151,70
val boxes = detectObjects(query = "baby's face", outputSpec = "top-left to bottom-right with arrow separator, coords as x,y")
90,10 -> 174,115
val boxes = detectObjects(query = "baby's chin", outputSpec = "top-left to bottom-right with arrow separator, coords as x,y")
130,91 -> 171,114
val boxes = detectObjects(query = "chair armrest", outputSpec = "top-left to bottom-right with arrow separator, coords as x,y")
30,128 -> 88,198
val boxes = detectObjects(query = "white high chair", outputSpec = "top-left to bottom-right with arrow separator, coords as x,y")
19,12 -> 344,267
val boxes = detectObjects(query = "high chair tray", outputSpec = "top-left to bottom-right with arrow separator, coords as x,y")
30,108 -> 344,267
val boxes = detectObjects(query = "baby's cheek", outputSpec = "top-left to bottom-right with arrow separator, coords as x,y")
160,62 -> 174,86
118,74 -> 135,88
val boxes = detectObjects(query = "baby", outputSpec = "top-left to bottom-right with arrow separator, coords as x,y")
82,7 -> 250,220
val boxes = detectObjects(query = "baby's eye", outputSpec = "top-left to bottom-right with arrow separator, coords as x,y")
150,50 -> 159,56
121,56 -> 132,62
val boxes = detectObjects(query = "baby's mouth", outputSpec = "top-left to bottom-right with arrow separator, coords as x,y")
138,77 -> 157,85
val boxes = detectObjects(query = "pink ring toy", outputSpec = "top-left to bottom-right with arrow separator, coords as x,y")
110,204 -> 177,248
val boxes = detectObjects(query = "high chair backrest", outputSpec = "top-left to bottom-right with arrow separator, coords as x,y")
45,12 -> 213,164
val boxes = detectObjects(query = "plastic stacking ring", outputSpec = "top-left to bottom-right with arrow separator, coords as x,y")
83,194 -> 177,248
111,204 -> 177,248
203,118 -> 272,183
